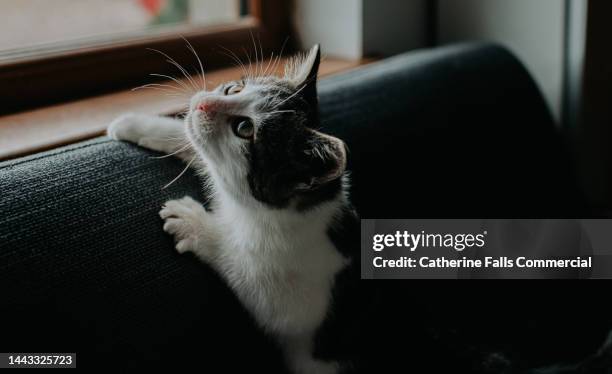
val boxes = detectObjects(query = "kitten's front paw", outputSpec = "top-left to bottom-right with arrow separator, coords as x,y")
107,113 -> 142,142
107,113 -> 163,149
159,196 -> 208,254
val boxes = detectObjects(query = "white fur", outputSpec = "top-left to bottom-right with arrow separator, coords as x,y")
107,46 -> 347,373
284,44 -> 320,86
107,113 -> 194,162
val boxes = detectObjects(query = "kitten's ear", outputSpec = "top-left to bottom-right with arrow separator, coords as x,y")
297,128 -> 347,190
285,44 -> 321,104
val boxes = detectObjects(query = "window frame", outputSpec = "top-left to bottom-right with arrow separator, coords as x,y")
0,0 -> 293,115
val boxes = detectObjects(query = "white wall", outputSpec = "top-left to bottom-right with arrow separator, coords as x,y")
189,0 -> 239,24
294,0 -> 426,60
362,0 -> 427,57
438,0 -> 566,121
294,0 -> 585,124
294,0 -> 363,60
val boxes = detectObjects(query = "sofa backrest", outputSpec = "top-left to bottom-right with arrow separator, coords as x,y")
317,43 -> 583,218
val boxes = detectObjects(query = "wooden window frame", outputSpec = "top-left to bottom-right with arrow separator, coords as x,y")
0,0 -> 293,115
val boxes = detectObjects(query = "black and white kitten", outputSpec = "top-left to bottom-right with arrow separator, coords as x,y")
107,45 -> 356,374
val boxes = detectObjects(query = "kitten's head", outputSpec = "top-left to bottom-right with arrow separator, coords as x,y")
185,45 -> 347,209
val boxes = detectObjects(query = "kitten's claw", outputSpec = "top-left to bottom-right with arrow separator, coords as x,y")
160,196 -> 208,254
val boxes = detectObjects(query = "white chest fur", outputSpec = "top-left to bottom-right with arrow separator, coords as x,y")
210,192 -> 348,336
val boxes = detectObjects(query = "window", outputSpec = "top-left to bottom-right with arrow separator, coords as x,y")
0,0 -> 249,57
0,0 -> 291,114
0,0 -> 372,161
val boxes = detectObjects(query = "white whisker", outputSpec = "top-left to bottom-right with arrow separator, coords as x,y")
219,46 -> 249,78
273,79 -> 311,109
262,52 -> 275,76
272,37 -> 290,76
242,46 -> 254,79
150,142 -> 192,159
249,30 -> 260,77
258,33 -> 265,76
149,73 -> 193,93
148,48 -> 199,92
133,83 -> 190,95
133,86 -> 188,99
162,155 -> 197,190
182,36 -> 207,90
266,110 -> 296,116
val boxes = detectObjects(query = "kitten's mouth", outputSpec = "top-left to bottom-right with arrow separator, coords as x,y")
190,111 -> 217,139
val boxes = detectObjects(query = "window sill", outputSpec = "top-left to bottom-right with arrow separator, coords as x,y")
0,57 -> 374,161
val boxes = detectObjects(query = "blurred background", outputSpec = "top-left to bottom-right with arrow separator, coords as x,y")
0,0 -> 247,51
0,0 -> 609,213
298,0 -> 576,122
293,0 -> 610,216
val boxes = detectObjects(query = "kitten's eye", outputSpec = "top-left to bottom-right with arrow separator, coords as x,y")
225,83 -> 244,95
232,118 -> 254,139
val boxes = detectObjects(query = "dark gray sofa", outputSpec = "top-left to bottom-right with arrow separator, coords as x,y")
2,43 -> 602,372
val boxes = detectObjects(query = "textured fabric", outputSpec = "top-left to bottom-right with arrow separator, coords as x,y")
0,138 -> 288,371
0,44 -> 597,371
316,43 -> 584,217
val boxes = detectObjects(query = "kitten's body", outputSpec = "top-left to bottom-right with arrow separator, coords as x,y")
108,45 -> 355,374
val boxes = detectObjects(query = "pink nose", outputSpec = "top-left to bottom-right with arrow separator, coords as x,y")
197,101 -> 218,113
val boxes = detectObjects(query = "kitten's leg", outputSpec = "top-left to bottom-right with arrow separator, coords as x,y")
281,333 -> 339,374
107,113 -> 194,162
159,196 -> 216,256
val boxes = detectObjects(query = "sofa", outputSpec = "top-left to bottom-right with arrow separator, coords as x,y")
2,43 -> 609,372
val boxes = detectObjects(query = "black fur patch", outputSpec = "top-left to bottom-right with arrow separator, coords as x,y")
246,115 -> 343,209
244,76 -> 344,210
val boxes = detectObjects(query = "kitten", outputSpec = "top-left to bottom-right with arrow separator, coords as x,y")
107,45 -> 358,374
